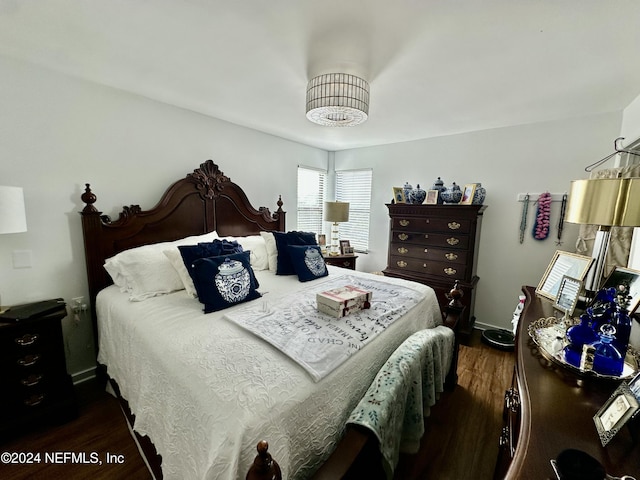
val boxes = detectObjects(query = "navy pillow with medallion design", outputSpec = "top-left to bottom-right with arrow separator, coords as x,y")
272,231 -> 318,275
288,245 -> 328,282
190,251 -> 261,313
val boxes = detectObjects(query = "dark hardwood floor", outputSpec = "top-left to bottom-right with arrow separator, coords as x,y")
0,329 -> 513,480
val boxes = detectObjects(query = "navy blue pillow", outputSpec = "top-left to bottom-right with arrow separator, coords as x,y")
273,231 -> 318,275
190,252 -> 261,313
288,245 -> 328,282
179,239 -> 243,284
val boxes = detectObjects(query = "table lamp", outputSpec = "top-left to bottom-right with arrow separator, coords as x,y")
565,177 -> 640,294
0,186 -> 28,312
324,201 -> 349,256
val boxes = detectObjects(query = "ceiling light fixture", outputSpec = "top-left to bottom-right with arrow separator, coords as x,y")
305,73 -> 369,127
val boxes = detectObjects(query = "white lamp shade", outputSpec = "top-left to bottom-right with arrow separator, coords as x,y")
0,186 -> 27,234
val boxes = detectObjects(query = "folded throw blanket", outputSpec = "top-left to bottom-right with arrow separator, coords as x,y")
347,326 -> 455,479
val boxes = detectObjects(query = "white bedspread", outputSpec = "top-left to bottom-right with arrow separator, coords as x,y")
96,267 -> 443,480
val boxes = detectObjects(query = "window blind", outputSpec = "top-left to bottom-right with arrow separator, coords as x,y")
335,169 -> 372,252
297,166 -> 327,235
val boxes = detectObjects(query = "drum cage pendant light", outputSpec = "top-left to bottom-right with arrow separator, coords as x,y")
305,73 -> 369,127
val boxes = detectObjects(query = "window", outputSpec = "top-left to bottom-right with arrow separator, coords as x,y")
336,169 -> 372,252
297,166 -> 326,235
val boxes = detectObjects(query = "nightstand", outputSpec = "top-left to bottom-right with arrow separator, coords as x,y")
324,254 -> 358,270
0,301 -> 77,439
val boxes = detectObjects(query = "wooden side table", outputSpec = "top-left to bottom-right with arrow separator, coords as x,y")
0,302 -> 77,439
324,254 -> 358,270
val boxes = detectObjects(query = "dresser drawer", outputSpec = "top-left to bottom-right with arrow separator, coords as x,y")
390,242 -> 468,265
389,255 -> 468,279
392,217 -> 472,234
391,230 -> 470,250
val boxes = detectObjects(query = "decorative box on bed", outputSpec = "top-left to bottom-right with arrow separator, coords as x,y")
79,160 -> 459,480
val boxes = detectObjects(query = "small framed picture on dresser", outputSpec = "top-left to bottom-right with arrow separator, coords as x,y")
460,184 -> 476,205
392,187 -> 406,204
593,382 -> 639,446
339,240 -> 351,255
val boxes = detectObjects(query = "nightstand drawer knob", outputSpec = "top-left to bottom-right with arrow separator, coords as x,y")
17,354 -> 41,367
15,333 -> 40,346
21,373 -> 44,387
24,393 -> 45,407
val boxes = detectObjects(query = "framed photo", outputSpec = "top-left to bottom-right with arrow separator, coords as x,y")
339,239 -> 351,255
460,184 -> 476,204
425,190 -> 439,204
599,266 -> 640,313
317,234 -> 326,247
593,382 -> 640,446
553,275 -> 583,317
344,246 -> 354,255
392,187 -> 406,204
536,250 -> 594,301
629,372 -> 640,400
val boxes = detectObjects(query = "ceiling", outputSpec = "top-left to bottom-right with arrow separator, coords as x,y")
1,0 -> 640,151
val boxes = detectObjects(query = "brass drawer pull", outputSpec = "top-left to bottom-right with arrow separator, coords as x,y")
399,219 -> 410,226
17,354 -> 41,367
447,237 -> 459,246
15,333 -> 39,346
448,221 -> 461,230
398,233 -> 408,241
396,260 -> 407,268
21,373 -> 44,387
397,247 -> 408,254
444,267 -> 457,275
445,253 -> 458,261
24,393 -> 45,407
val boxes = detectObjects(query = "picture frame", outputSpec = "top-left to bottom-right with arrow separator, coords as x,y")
392,187 -> 406,204
536,250 -> 594,301
344,246 -> 354,255
593,382 -> 640,446
553,275 -> 583,317
425,190 -> 439,204
339,239 -> 351,255
317,234 -> 326,247
629,371 -> 640,400
599,266 -> 640,314
460,184 -> 476,205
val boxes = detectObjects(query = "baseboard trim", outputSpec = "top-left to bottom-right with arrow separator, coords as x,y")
72,367 -> 97,385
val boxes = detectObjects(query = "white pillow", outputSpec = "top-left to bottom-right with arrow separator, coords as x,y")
104,231 -> 219,301
163,247 -> 199,298
260,231 -> 278,272
223,235 -> 269,271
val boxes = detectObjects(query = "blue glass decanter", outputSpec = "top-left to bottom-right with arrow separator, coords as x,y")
564,313 -> 598,368
592,324 -> 624,377
612,306 -> 631,358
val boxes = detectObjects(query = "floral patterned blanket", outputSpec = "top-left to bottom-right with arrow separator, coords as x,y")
347,326 -> 455,478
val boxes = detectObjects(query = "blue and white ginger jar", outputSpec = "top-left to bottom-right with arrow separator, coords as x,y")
215,258 -> 251,303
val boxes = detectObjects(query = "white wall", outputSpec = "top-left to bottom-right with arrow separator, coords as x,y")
335,112 -> 623,331
0,56 -> 327,380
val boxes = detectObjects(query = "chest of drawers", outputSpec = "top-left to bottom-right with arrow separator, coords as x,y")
382,204 -> 486,337
0,304 -> 77,439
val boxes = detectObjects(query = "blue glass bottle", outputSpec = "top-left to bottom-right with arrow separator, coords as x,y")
612,306 -> 631,358
564,313 -> 598,368
592,324 -> 624,376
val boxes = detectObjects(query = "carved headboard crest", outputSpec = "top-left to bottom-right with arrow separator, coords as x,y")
188,160 -> 230,199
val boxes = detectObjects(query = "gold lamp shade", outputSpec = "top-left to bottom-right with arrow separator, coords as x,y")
324,201 -> 350,223
566,178 -> 640,227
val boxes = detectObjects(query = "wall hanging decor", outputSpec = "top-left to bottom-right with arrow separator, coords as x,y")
533,192 -> 552,240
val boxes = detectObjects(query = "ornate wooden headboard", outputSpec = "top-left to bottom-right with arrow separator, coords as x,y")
79,160 -> 286,347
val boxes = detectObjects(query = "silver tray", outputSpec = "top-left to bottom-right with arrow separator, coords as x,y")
528,316 -> 640,380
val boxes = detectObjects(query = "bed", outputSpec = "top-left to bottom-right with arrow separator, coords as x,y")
79,160 -> 460,480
